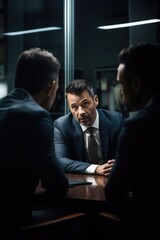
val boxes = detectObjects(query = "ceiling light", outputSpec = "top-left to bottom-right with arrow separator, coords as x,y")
3,26 -> 61,36
98,19 -> 160,30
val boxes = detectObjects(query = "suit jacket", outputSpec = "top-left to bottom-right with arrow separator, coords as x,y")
105,94 -> 160,225
54,109 -> 124,173
0,88 -> 69,227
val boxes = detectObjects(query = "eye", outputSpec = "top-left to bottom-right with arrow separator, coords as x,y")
71,105 -> 78,110
82,101 -> 89,108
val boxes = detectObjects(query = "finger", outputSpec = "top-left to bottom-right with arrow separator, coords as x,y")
104,167 -> 112,173
108,159 -> 115,164
104,164 -> 114,170
104,172 -> 110,177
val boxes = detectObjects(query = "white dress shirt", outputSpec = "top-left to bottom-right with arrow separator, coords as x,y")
80,110 -> 103,174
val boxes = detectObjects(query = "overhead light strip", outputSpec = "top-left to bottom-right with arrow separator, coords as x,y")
98,19 -> 160,30
3,26 -> 61,36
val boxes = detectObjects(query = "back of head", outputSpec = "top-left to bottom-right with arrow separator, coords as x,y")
15,48 -> 60,95
65,79 -> 95,97
118,42 -> 160,96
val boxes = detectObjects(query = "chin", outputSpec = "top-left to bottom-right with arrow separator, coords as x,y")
79,121 -> 89,126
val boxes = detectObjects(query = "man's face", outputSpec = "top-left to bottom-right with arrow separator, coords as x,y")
67,90 -> 99,126
117,64 -> 136,112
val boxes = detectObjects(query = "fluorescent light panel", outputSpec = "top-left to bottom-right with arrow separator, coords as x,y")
98,19 -> 160,30
0,83 -> 7,98
3,26 -> 61,36
3,19 -> 160,36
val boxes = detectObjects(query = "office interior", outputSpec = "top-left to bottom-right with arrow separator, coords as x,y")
0,0 -> 160,120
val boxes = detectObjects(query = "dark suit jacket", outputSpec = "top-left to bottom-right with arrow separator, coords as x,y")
105,94 -> 160,226
0,88 -> 69,227
54,109 -> 124,173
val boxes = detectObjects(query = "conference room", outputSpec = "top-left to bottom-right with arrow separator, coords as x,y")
1,0 -> 160,239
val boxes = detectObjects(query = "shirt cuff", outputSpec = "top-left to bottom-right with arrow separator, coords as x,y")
84,164 -> 98,174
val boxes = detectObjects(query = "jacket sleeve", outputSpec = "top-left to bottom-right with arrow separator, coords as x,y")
32,112 -> 69,200
54,118 -> 91,173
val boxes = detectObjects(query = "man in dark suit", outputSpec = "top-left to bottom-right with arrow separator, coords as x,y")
0,48 -> 69,233
104,43 -> 160,238
54,79 -> 124,176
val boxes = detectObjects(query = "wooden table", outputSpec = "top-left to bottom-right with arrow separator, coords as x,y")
35,173 -> 108,212
66,174 -> 107,202
65,174 -> 122,239
34,173 -> 122,239
36,173 -> 107,201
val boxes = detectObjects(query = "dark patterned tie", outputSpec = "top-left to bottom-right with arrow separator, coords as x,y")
86,127 -> 99,164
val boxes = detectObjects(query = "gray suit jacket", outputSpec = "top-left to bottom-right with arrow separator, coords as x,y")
54,109 -> 124,173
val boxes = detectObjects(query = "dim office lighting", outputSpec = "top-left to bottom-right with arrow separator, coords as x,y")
98,19 -> 160,30
3,26 -> 61,36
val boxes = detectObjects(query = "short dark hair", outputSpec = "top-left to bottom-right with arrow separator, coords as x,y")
66,79 -> 95,98
118,42 -> 160,93
15,47 -> 60,94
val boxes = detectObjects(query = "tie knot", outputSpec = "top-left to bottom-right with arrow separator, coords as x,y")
86,127 -> 95,136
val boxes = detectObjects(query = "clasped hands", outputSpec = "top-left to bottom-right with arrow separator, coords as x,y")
95,159 -> 115,176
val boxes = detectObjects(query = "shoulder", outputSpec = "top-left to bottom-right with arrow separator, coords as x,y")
54,112 -> 73,124
9,88 -> 50,119
15,99 -> 52,129
54,113 -> 81,134
98,108 -> 123,120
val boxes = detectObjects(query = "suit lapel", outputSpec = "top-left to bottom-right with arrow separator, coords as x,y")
72,118 -> 86,161
98,111 -> 109,162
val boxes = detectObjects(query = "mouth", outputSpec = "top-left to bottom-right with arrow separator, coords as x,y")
79,118 -> 87,123
79,117 -> 90,125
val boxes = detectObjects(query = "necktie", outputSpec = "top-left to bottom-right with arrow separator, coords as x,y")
86,127 -> 99,164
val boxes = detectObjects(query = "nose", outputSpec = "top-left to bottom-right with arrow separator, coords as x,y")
78,106 -> 85,115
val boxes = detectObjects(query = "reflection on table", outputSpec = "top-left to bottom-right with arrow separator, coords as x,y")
35,173 -> 109,214
33,173 -> 124,240
66,174 -> 108,202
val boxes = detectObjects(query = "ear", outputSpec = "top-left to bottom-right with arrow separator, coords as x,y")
94,95 -> 99,107
132,76 -> 142,94
46,81 -> 56,97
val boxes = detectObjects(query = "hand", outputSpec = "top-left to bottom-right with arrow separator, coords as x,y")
95,159 -> 115,176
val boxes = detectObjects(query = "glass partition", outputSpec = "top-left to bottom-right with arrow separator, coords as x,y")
74,0 -> 160,110
2,0 -> 64,119
1,0 -> 160,118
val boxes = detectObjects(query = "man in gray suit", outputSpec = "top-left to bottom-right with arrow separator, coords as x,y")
54,79 -> 124,176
